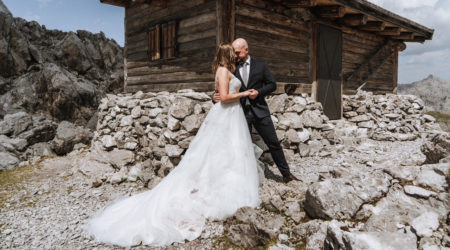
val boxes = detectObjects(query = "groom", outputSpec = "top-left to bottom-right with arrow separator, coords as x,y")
213,38 -> 299,183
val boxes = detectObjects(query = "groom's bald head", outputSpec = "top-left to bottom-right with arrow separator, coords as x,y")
232,38 -> 249,63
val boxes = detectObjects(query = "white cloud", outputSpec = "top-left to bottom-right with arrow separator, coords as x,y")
23,11 -> 40,21
367,0 -> 450,82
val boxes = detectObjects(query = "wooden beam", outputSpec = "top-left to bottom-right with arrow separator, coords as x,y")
377,27 -> 400,36
331,0 -> 434,40
132,0 -> 167,7
315,6 -> 346,19
391,32 -> 414,40
359,21 -> 385,31
281,0 -> 317,8
340,14 -> 367,26
406,36 -> 426,43
100,0 -> 129,7
216,0 -> 235,45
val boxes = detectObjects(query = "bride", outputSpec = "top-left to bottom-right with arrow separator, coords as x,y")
85,43 -> 261,247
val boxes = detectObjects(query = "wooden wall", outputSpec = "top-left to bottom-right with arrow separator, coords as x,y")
342,28 -> 397,94
123,0 -> 398,95
124,0 -> 217,93
234,0 -> 312,93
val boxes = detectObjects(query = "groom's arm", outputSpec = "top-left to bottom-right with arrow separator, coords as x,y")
255,63 -> 276,97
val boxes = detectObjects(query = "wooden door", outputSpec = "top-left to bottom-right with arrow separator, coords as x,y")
317,24 -> 342,120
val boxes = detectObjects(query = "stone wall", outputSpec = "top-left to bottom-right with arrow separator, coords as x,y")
92,90 -> 337,179
91,89 -> 440,183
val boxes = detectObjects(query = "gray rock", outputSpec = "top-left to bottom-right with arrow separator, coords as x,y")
268,94 -> 288,113
165,144 -> 184,158
0,151 -> 19,170
301,110 -> 323,128
421,132 -> 450,164
411,212 -> 439,237
167,116 -> 181,131
0,112 -> 32,136
100,135 -> 116,150
342,232 -> 417,250
304,171 -> 391,220
169,97 -> 194,119
226,207 -> 285,248
404,185 -> 437,199
364,185 -> 446,232
182,114 -> 204,133
414,169 -> 447,192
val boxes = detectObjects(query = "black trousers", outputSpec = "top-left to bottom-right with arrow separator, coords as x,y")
243,105 -> 291,177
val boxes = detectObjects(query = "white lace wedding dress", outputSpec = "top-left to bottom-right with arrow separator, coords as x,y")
85,73 -> 261,247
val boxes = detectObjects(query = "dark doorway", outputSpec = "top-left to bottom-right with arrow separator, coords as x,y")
317,24 -> 342,120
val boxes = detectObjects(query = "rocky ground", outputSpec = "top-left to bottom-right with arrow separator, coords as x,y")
0,129 -> 448,249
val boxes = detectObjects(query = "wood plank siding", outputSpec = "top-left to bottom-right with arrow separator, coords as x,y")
235,0 -> 312,89
124,0 -> 217,92
341,28 -> 397,94
121,0 -> 404,95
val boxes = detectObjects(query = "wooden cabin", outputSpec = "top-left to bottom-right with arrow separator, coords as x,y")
101,0 -> 433,119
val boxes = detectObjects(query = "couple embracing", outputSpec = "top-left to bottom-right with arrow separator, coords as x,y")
85,38 -> 299,247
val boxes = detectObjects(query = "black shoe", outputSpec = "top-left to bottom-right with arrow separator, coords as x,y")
283,173 -> 300,183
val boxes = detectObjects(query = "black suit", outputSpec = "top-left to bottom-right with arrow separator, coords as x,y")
235,58 -> 291,177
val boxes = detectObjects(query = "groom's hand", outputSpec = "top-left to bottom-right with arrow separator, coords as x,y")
248,89 -> 259,100
213,90 -> 221,103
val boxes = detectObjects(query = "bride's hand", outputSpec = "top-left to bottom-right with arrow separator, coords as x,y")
241,90 -> 252,97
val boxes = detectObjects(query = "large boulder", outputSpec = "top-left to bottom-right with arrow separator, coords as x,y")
304,171 -> 391,220
51,121 -> 93,155
421,132 -> 450,164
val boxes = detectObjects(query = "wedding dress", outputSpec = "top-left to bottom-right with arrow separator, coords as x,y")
85,73 -> 261,247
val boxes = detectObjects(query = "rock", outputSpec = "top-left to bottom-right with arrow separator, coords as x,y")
414,168 -> 447,192
130,106 -> 142,118
297,129 -> 311,143
0,112 -> 33,136
51,121 -> 92,155
342,232 -> 418,250
110,168 -> 127,184
100,135 -> 116,150
285,129 -> 301,144
0,152 -> 19,170
301,110 -> 323,128
167,116 -> 181,131
364,185 -> 447,232
148,107 -> 162,118
103,149 -> 134,168
279,112 -> 303,129
421,132 -> 450,164
226,207 -> 285,248
127,163 -> 142,182
24,142 -> 55,158
165,144 -> 184,158
124,142 -> 137,150
348,114 -> 370,123
169,97 -> 194,119
411,212 -> 440,237
404,185 -> 437,199
304,171 -> 391,220
268,94 -> 288,113
181,114 -> 204,132
120,115 -> 133,127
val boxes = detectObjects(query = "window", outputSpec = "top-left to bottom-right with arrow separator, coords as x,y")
148,20 -> 177,61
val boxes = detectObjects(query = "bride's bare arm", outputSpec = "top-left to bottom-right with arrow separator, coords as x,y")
216,67 -> 250,103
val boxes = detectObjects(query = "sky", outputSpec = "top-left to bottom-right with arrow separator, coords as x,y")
3,0 -> 450,83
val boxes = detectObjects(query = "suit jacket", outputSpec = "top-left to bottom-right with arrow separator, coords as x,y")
235,57 -> 277,118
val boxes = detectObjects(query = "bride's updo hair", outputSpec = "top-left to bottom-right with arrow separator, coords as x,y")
212,43 -> 236,74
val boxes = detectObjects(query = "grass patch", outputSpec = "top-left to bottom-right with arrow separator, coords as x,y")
0,155 -> 54,209
426,111 -> 450,121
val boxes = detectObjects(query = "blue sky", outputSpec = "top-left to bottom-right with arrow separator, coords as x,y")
3,0 -> 449,83
4,0 -> 125,46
